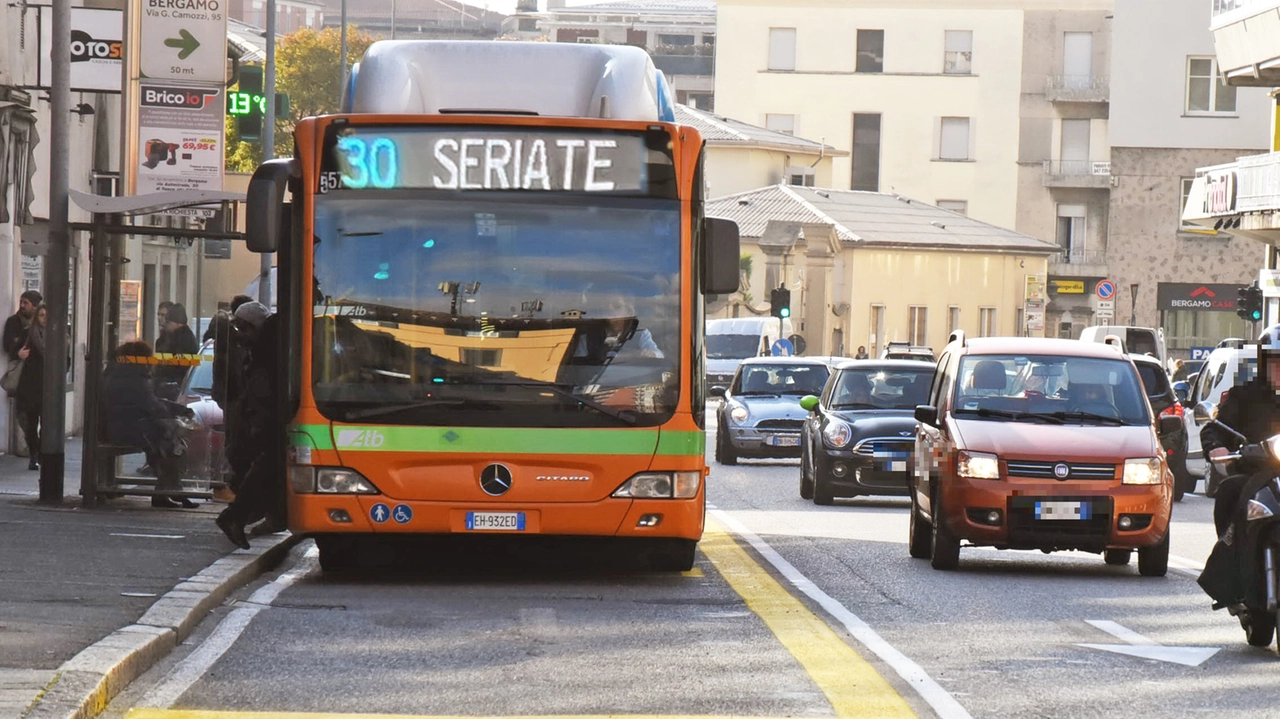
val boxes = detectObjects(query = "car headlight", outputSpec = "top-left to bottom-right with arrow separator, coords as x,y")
729,404 -> 749,423
1248,499 -> 1276,522
612,471 -> 701,499
1266,436 -> 1280,463
1122,457 -> 1163,485
822,420 -> 852,448
957,451 -> 1000,480
290,467 -> 381,494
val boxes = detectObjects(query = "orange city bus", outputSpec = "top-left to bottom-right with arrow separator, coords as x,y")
245,41 -> 740,572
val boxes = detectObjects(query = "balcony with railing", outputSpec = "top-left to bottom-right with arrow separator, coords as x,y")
1045,75 -> 1109,103
1210,0 -> 1280,86
1042,160 -> 1112,189
1049,250 -> 1109,279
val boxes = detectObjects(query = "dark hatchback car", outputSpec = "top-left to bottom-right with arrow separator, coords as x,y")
798,360 -> 935,504
1130,354 -> 1192,501
715,357 -> 837,464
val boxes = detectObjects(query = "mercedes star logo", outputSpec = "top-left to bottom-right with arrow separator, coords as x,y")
480,464 -> 514,496
1053,462 -> 1070,480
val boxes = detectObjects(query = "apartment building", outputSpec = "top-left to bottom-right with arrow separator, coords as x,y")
230,0 -> 326,33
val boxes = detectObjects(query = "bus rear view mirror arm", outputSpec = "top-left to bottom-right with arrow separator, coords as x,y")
247,158 -> 299,254
702,217 -> 740,296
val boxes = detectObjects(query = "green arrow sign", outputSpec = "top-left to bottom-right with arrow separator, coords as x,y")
164,29 -> 201,60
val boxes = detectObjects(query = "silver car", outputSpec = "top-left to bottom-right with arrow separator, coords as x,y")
715,356 -> 840,464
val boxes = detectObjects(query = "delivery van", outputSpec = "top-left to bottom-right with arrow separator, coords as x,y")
706,317 -> 793,396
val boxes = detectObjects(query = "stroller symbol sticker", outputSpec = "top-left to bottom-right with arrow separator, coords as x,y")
370,503 -> 390,524
392,505 -> 413,524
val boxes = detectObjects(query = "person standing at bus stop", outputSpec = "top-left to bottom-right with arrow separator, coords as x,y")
14,304 -> 46,470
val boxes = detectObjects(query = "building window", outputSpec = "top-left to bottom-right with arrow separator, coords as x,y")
856,29 -> 884,73
937,199 -> 968,215
786,168 -> 815,186
1062,32 -> 1094,88
851,113 -> 881,192
870,304 -> 885,351
939,117 -> 970,160
944,30 -> 972,74
768,28 -> 797,71
1056,204 -> 1087,260
518,17 -> 538,31
979,307 -> 996,337
1187,56 -> 1237,114
909,306 -> 928,346
765,113 -> 796,135
947,306 -> 961,335
658,34 -> 695,46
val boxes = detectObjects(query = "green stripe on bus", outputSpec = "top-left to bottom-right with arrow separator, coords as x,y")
289,424 -> 703,456
289,426 -> 333,450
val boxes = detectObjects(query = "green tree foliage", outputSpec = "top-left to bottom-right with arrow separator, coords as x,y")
225,26 -> 377,172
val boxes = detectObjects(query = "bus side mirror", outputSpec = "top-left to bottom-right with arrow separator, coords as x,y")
246,158 -> 298,253
702,217 -> 740,295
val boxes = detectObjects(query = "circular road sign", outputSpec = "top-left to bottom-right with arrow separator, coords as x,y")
788,334 -> 807,355
771,338 -> 794,357
1095,280 -> 1116,300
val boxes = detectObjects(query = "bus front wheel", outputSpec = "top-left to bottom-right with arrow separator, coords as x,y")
648,538 -> 697,572
316,536 -> 361,573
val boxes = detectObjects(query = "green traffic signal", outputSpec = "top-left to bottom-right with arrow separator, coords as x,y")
779,307 -> 791,318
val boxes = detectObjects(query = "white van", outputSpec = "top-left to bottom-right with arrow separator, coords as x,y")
1181,343 -> 1258,496
706,317 -> 793,396
1079,325 -> 1166,367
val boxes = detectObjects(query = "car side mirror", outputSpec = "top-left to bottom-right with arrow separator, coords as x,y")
1194,400 -> 1218,423
709,386 -> 726,399
914,404 -> 938,426
799,395 -> 819,412
1158,415 -> 1183,436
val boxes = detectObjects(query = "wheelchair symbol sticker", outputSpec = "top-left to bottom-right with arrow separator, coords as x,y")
370,503 -> 391,524
392,504 -> 413,524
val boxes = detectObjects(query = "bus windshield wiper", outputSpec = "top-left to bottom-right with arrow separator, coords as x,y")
343,398 -> 470,421
471,379 -> 639,425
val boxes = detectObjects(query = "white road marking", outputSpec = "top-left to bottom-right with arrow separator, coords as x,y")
110,533 -> 187,539
136,545 -> 318,709
1078,620 -> 1220,667
709,508 -> 973,719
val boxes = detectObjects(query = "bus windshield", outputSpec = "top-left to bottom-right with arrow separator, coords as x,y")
311,192 -> 681,428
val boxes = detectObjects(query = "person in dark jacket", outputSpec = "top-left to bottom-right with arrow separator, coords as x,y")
15,304 -> 45,470
3,290 -> 41,362
154,303 -> 199,401
105,341 -> 197,509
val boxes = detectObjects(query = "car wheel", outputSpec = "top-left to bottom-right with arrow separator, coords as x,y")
648,539 -> 697,572
930,494 -> 960,570
1138,532 -> 1170,577
1172,450 -> 1194,501
1104,548 -> 1132,566
715,422 -> 737,466
908,492 -> 932,559
799,445 -> 815,500
1244,609 -> 1278,648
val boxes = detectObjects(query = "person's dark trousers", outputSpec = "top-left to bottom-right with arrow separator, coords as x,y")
18,409 -> 40,468
1215,473 -> 1250,537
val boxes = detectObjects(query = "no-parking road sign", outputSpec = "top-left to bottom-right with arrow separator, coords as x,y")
1095,280 -> 1116,300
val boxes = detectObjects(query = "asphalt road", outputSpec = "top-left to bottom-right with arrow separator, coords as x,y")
102,422 -> 1280,719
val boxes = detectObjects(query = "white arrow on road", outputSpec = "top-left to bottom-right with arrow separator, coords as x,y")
1077,619 -> 1220,667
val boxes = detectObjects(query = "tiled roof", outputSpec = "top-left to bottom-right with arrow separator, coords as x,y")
707,186 -> 1060,254
674,105 -> 846,156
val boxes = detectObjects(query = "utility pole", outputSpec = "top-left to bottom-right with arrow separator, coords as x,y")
340,0 -> 348,88
258,0 -> 276,308
392,0 -> 398,40
40,0 -> 72,502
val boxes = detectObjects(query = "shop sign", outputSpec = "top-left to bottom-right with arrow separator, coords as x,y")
1202,170 -> 1237,215
1261,269 -> 1280,298
1156,282 -> 1239,312
1052,280 -> 1085,294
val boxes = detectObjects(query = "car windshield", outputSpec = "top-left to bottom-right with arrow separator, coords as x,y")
312,193 -> 680,427
736,363 -> 829,395
186,357 -> 214,395
830,365 -> 933,409
953,354 -> 1150,425
708,333 -> 762,359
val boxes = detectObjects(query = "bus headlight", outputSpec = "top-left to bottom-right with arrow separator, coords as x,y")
1122,458 -> 1163,485
290,467 -> 381,494
612,471 -> 701,499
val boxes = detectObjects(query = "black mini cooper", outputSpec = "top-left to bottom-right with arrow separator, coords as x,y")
799,359 -> 936,505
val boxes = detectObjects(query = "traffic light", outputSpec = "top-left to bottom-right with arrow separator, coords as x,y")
235,65 -> 263,141
1237,285 -> 1251,320
770,286 -> 791,319
1236,282 -> 1264,322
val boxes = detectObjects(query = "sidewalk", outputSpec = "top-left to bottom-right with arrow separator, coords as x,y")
0,438 -> 298,719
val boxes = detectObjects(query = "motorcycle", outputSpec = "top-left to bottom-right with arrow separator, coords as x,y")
1198,406 -> 1280,648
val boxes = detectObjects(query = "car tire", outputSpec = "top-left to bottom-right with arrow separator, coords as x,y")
909,492 -> 932,559
648,539 -> 697,572
1244,609 -> 1278,648
813,475 -> 835,506
1172,451 -> 1194,501
715,422 -> 738,466
930,494 -> 960,571
1138,532 -> 1170,577
1104,548 -> 1132,566
799,445 -> 815,500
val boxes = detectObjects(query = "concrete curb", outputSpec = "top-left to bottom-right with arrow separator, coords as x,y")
21,533 -> 303,719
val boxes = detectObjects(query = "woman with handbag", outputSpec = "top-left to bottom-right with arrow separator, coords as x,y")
15,304 -> 45,470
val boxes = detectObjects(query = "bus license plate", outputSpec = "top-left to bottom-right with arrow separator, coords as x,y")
769,435 -> 800,447
466,512 -> 526,531
1035,501 -> 1090,521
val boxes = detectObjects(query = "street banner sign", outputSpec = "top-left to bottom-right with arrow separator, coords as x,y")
1095,280 -> 1116,300
140,0 -> 228,83
1191,347 -> 1214,360
38,7 -> 125,93
136,84 -> 224,194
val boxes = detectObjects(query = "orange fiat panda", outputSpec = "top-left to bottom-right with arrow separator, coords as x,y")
910,332 -> 1179,575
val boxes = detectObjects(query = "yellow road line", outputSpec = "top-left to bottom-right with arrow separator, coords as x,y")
128,714 -> 788,719
699,519 -> 917,719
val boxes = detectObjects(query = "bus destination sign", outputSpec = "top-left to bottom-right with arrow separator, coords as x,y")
321,127 -> 649,194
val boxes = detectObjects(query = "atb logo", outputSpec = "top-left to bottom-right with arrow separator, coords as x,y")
337,429 -> 385,448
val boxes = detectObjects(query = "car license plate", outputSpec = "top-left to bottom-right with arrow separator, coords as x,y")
768,435 -> 800,447
465,511 -> 526,531
881,460 -> 908,472
1035,501 -> 1091,521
